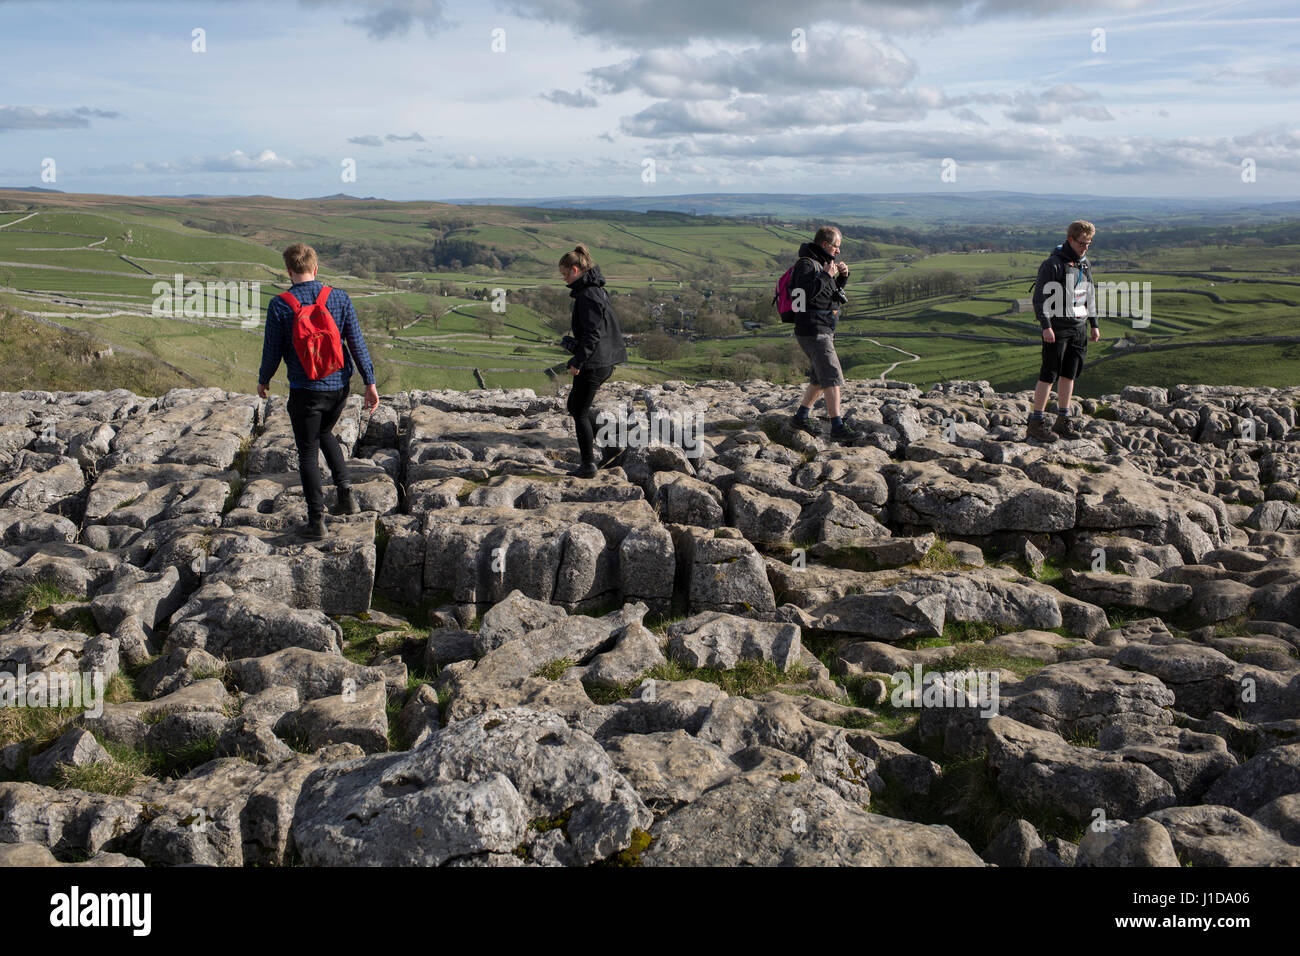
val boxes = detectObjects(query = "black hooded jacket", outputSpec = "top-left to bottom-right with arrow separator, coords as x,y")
790,241 -> 848,336
567,265 -> 628,370
1032,240 -> 1098,331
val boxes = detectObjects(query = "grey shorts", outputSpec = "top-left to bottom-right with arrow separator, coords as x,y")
796,333 -> 845,388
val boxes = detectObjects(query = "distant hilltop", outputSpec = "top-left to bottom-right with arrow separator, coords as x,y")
305,193 -> 382,201
438,190 -> 1300,223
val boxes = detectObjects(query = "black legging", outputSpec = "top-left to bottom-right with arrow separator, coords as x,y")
567,365 -> 613,463
287,385 -> 350,517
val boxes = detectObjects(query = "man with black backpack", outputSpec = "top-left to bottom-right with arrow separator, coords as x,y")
780,226 -> 858,442
257,243 -> 380,540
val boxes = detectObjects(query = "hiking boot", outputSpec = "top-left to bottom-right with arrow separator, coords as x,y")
829,419 -> 860,444
573,461 -> 599,479
334,486 -> 360,515
1052,414 -> 1083,440
300,514 -> 326,540
791,414 -> 820,437
1026,418 -> 1060,444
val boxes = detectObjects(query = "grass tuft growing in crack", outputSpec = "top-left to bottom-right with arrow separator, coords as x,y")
532,657 -> 575,681
643,658 -> 809,698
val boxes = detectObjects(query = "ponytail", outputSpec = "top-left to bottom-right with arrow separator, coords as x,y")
559,244 -> 593,272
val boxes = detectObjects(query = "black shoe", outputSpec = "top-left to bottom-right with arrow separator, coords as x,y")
1026,418 -> 1060,444
573,461 -> 598,479
300,514 -> 325,540
791,414 -> 819,436
829,420 -> 859,444
1052,414 -> 1083,440
334,486 -> 360,515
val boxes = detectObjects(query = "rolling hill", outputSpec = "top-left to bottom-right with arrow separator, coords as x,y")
1,188 -> 1298,399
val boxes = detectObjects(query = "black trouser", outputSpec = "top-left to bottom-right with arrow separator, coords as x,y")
287,384 -> 350,518
567,365 -> 613,463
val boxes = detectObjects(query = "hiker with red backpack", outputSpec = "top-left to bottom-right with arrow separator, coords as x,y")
779,226 -> 858,442
257,243 -> 380,540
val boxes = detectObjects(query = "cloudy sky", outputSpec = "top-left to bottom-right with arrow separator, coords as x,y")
1,0 -> 1296,199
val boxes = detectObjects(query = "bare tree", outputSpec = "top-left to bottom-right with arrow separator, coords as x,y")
372,297 -> 414,336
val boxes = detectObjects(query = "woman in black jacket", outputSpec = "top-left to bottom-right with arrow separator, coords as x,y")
559,244 -> 627,478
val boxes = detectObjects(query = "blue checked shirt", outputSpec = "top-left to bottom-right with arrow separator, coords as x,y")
258,280 -> 376,391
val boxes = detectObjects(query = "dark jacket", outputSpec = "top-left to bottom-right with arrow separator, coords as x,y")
568,266 -> 628,370
790,241 -> 847,336
1033,241 -> 1098,331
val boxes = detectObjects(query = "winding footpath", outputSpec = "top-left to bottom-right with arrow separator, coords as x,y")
864,337 -> 921,380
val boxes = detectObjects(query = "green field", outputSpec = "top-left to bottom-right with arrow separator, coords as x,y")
1,189 -> 1298,397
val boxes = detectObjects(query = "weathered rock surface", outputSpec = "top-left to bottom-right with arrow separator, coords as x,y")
291,708 -> 651,865
642,772 -> 983,866
667,611 -> 801,671
165,581 -> 343,659
2,380 -> 1299,867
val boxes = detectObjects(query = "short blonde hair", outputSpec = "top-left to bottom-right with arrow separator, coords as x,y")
1067,220 -> 1096,241
283,243 -> 318,275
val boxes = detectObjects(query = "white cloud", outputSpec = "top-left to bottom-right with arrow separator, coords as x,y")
1202,65 -> 1300,86
115,149 -> 317,174
620,88 -> 952,136
0,105 -> 121,131
659,122 -> 1300,179
590,31 -> 917,99
1004,102 -> 1115,123
951,107 -> 989,125
438,154 -> 546,169
334,0 -> 451,38
498,0 -> 1160,44
540,89 -> 599,108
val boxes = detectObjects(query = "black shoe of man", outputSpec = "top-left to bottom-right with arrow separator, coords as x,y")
829,419 -> 860,444
573,461 -> 598,479
300,514 -> 326,540
334,486 -> 360,516
791,414 -> 820,437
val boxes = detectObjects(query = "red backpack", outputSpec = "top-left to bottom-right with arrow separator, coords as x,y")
278,287 -> 344,380
773,257 -> 820,323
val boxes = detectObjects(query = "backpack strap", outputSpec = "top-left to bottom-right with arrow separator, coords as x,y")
276,290 -> 301,310
315,286 -> 333,307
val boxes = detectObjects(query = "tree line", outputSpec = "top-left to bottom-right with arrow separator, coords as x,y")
869,269 -> 979,307
309,237 -> 519,278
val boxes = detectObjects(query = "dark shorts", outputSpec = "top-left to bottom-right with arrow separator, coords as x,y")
1038,324 -> 1088,383
796,333 -> 845,388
